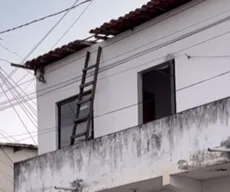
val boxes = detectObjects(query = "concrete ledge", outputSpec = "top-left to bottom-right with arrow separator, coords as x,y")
15,97 -> 230,192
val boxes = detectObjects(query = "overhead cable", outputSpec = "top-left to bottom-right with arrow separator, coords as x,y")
0,43 -> 23,59
0,58 -> 12,64
2,6 -> 230,111
2,61 -> 230,141
0,72 -> 36,144
0,0 -> 92,35
0,0 -> 90,97
0,130 -> 32,159
0,71 -> 37,128
0,146 -> 13,164
21,0 -> 84,64
0,0 -> 85,103
51,0 -> 93,49
1,67 -> 36,107
3,2 -> 230,98
1,0 -> 230,142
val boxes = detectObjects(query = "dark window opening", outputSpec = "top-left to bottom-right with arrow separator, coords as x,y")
141,60 -> 176,124
57,91 -> 92,149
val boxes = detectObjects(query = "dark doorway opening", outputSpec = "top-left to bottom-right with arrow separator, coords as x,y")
141,60 -> 176,124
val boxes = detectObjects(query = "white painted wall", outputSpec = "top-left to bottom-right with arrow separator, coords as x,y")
37,0 -> 230,154
0,145 -> 37,192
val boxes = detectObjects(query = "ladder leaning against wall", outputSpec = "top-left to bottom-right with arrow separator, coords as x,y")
70,46 -> 102,145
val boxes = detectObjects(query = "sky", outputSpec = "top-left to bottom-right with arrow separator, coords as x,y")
0,0 -> 149,144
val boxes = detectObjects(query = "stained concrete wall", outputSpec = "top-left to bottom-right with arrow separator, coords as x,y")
0,146 -> 37,192
203,176 -> 230,192
15,96 -> 230,192
36,0 -> 230,154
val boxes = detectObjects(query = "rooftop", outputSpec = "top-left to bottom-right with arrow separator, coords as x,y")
24,40 -> 94,70
21,0 -> 192,70
0,142 -> 37,149
90,0 -> 192,36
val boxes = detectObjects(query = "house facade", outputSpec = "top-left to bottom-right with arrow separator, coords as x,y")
0,143 -> 37,192
15,0 -> 230,192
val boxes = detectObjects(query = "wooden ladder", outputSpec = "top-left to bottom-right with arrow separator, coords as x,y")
70,46 -> 102,145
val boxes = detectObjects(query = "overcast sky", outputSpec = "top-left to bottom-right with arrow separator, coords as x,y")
0,0 -> 149,144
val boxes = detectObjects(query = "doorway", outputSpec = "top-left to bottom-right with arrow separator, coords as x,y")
139,60 -> 176,124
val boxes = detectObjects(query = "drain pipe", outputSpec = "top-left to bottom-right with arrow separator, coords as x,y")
208,148 -> 230,153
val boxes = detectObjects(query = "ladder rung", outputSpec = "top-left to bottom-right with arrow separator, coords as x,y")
76,97 -> 92,105
80,81 -> 94,89
83,64 -> 97,72
74,115 -> 88,123
71,132 -> 87,139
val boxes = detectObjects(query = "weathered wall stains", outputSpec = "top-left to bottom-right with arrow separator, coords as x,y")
15,97 -> 230,192
71,179 -> 84,192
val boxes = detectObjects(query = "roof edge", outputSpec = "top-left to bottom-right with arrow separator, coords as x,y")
0,142 -> 38,149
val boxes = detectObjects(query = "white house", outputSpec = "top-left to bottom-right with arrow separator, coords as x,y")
14,0 -> 230,192
0,143 -> 37,192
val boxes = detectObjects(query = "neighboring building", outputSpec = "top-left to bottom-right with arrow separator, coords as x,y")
14,0 -> 230,192
0,143 -> 37,192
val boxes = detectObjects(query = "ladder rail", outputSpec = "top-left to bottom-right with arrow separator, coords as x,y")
70,47 -> 102,145
85,46 -> 102,139
70,51 -> 90,145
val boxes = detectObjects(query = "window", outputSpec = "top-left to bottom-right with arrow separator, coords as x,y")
57,91 -> 92,149
139,60 -> 176,124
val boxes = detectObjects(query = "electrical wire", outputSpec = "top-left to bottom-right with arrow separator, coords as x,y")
1,67 -> 36,107
0,0 -> 85,102
21,0 -> 85,64
0,146 -> 13,164
2,61 -> 230,142
51,0 -> 93,49
1,53 -> 230,142
46,0 -> 230,77
0,44 -> 34,94
0,68 -> 33,100
0,0 -> 92,147
0,129 -> 17,144
1,1 -> 230,112
8,0 -> 88,91
5,0 -> 203,85
50,0 -> 81,49
46,0 -> 208,74
0,94 -> 35,111
0,0 -> 90,102
3,2 -> 230,100
0,0 -> 91,146
0,0 -> 92,35
2,83 -> 37,131
0,0 -> 230,147
0,69 -> 37,114
0,73 -> 36,144
0,74 -> 34,97
23,79 -> 35,92
177,69 -> 230,91
11,26 -> 230,104
0,0 -> 92,106
0,132 -> 36,140
0,58 -> 12,64
0,130 -> 33,159
0,158 -> 13,169
2,50 -> 230,113
0,43 -> 23,60
0,71 -> 37,128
